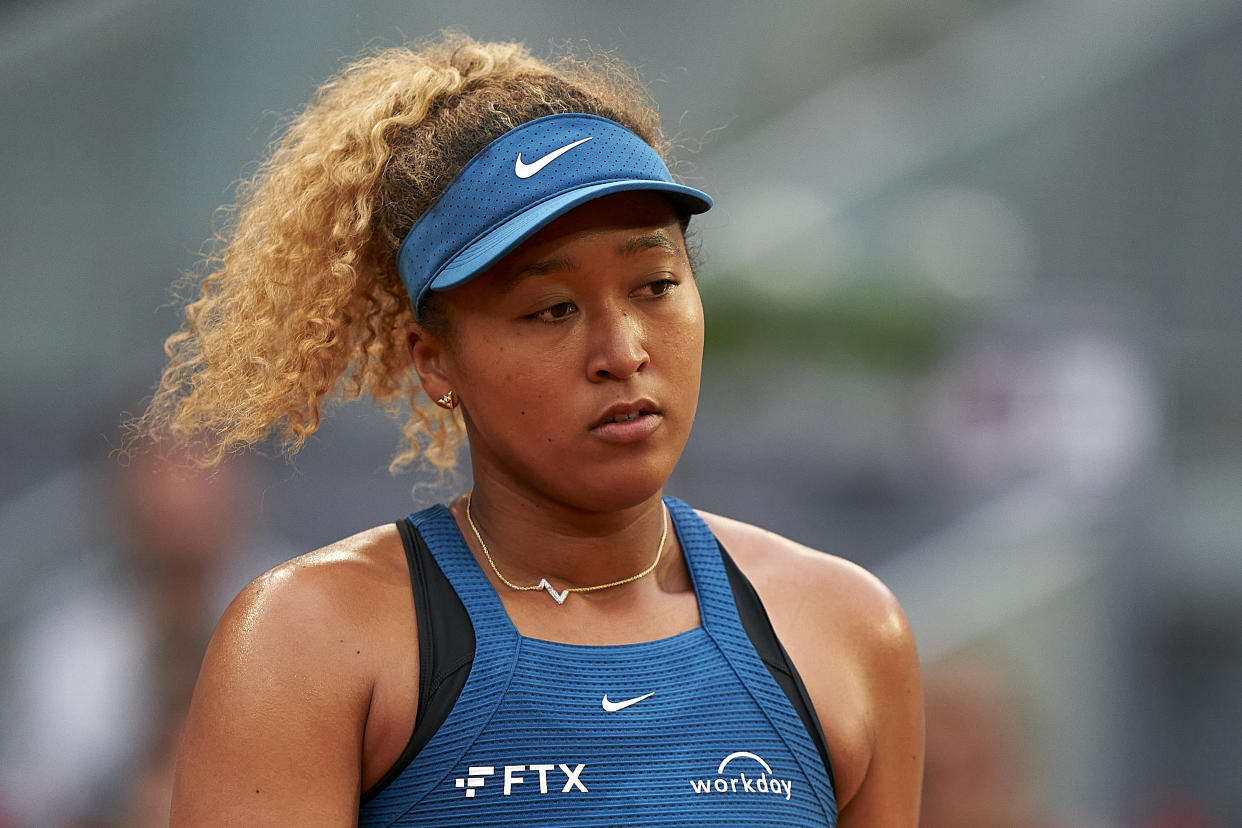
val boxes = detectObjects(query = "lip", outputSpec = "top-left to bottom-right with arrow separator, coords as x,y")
590,399 -> 662,444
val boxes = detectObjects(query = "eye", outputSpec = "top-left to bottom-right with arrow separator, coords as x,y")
637,278 -> 679,298
529,301 -> 577,323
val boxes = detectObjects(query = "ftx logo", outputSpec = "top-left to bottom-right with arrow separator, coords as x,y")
454,763 -> 588,798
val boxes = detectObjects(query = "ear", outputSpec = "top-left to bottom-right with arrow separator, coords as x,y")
406,322 -> 454,402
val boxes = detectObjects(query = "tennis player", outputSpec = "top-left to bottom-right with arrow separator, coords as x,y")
148,34 -> 923,826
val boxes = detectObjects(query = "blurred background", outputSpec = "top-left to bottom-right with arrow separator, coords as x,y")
2,0 -> 1239,825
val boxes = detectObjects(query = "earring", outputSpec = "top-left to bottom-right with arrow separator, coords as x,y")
435,390 -> 457,410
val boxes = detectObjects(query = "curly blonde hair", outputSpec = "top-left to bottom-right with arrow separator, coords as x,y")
138,33 -> 667,471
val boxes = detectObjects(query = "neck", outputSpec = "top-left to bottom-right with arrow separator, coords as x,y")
458,482 -> 670,590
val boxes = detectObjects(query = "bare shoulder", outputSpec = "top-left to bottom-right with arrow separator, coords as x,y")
243,523 -> 407,612
272,522 -> 408,589
211,523 -> 408,657
696,509 -> 906,638
192,521 -> 413,740
171,523 -> 411,825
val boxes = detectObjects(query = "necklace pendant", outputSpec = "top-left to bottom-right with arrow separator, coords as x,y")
538,578 -> 569,604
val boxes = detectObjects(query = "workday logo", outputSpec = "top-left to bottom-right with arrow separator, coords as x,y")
689,751 -> 794,801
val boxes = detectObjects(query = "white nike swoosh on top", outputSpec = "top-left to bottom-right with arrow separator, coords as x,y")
514,136 -> 593,178
601,692 -> 654,712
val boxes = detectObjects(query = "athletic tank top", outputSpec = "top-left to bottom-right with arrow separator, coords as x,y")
359,496 -> 838,826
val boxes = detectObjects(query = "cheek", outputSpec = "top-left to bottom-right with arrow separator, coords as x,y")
667,293 -> 706,376
453,337 -> 569,434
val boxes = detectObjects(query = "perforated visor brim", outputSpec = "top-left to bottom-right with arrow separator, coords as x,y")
421,180 -> 712,301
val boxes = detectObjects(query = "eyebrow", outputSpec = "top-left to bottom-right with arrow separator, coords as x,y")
509,256 -> 575,286
502,229 -> 684,293
618,229 -> 683,258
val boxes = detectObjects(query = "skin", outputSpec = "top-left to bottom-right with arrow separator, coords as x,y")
170,192 -> 923,826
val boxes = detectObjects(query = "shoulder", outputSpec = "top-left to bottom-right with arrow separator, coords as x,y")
258,523 -> 409,604
694,508 -> 915,704
696,509 -> 906,641
189,521 -> 411,728
171,522 -> 413,823
220,523 -> 408,649
696,509 -> 923,822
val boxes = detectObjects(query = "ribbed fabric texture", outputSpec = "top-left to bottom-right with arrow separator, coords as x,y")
359,497 -> 837,826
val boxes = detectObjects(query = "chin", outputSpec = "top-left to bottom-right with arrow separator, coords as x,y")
551,461 -> 677,514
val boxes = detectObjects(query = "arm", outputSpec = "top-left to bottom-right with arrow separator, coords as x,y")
170,544 -> 400,826
833,578 -> 923,827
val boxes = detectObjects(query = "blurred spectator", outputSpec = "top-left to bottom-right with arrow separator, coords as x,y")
920,655 -> 1074,828
0,445 -> 292,827
1140,795 -> 1220,828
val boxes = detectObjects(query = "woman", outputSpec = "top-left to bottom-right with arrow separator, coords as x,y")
149,34 -> 923,826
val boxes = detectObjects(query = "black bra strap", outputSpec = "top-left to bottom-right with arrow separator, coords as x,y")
719,540 -> 836,794
360,521 -> 474,803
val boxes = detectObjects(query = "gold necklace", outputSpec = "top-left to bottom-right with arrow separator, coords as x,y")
465,491 -> 668,605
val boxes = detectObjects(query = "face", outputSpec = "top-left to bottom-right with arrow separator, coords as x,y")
412,192 -> 704,512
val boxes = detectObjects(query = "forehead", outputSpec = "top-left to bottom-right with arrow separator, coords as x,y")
502,191 -> 686,266
429,192 -> 688,322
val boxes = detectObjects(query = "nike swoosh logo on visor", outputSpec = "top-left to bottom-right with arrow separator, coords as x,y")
514,136 -> 593,178
601,692 -> 654,712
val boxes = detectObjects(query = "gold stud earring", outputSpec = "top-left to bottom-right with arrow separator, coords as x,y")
435,390 -> 457,410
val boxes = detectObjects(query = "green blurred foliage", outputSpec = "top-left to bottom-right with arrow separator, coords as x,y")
702,271 -> 967,373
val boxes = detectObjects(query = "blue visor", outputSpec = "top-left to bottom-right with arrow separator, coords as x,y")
396,113 -> 713,317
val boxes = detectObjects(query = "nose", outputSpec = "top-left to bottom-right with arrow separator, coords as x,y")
587,307 -> 649,381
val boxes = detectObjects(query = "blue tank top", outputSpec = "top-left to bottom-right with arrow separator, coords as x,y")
359,496 -> 838,826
